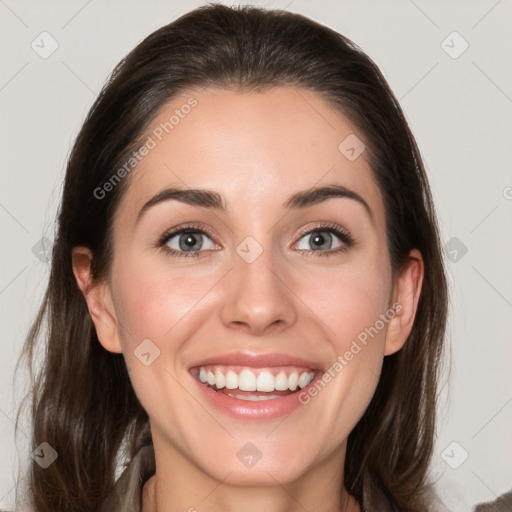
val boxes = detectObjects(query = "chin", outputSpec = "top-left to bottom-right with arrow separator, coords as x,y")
197,447 -> 312,487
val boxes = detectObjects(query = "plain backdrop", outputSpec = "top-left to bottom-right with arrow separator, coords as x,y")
0,1 -> 511,510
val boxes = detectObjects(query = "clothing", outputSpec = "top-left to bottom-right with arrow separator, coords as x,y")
473,490 -> 512,511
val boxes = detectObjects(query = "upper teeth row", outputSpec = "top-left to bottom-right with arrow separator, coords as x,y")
198,367 -> 315,392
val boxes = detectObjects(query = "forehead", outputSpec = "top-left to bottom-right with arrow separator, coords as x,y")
117,86 -> 384,223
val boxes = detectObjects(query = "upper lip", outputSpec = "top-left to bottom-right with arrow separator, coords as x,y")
188,351 -> 324,371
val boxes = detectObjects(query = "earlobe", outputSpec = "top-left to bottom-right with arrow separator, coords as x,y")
71,246 -> 123,354
384,249 -> 424,356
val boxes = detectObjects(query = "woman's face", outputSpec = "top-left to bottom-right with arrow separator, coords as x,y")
80,86 -> 420,487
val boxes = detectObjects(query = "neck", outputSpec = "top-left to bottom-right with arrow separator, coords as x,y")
142,434 -> 360,512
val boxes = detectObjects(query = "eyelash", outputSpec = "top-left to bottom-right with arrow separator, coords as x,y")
156,222 -> 355,259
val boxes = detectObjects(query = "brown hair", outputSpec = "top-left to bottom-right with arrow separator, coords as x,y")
16,4 -> 448,511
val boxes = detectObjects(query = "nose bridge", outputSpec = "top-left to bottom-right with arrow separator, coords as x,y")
219,234 -> 297,334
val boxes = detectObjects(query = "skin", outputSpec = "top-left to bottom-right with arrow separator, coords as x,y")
72,86 -> 423,512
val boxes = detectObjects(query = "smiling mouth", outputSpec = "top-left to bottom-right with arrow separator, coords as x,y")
192,365 -> 317,401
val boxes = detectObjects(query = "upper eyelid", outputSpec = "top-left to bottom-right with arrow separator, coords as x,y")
158,224 -> 217,246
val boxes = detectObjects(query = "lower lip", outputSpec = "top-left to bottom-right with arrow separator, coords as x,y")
192,372 -> 323,420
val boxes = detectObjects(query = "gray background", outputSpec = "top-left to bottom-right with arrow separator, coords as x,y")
1,0 -> 511,510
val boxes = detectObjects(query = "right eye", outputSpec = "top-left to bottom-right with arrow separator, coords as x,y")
158,225 -> 220,259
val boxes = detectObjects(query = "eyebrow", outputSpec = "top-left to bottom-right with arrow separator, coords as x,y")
135,184 -> 373,225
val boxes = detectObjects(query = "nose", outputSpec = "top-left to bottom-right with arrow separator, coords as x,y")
219,244 -> 298,335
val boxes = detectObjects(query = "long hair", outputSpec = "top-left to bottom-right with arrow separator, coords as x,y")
16,4 -> 448,511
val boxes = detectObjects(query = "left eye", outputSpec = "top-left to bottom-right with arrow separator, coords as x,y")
295,230 -> 344,251
165,231 -> 217,252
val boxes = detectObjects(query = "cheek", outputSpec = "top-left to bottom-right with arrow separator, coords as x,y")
293,258 -> 391,403
108,254 -> 226,414
111,254 -> 220,348
109,256 -> 218,434
292,263 -> 391,438
295,261 -> 391,352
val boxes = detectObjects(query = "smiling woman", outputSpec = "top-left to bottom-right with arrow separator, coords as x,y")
16,4 -> 449,512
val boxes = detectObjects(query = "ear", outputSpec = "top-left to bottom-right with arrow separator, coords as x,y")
384,249 -> 424,356
71,246 -> 122,354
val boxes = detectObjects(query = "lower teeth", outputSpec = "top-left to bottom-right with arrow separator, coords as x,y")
223,392 -> 282,401
209,386 -> 294,401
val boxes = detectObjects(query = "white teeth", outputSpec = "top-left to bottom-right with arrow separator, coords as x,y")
215,370 -> 225,389
197,367 -> 316,393
225,370 -> 238,390
256,371 -> 275,392
288,371 -> 299,391
298,371 -> 312,389
238,369 -> 257,391
274,371 -> 289,391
